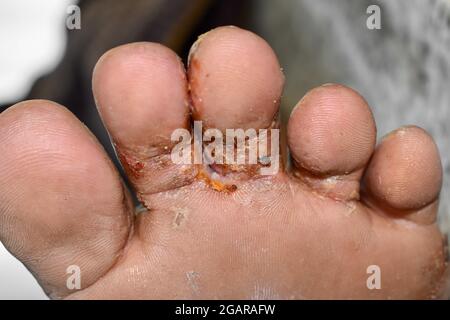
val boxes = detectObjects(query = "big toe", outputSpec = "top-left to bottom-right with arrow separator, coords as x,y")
0,100 -> 132,298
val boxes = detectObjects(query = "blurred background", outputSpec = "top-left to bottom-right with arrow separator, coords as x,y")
0,0 -> 449,299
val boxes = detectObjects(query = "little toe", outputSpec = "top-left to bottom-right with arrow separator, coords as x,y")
363,126 -> 443,224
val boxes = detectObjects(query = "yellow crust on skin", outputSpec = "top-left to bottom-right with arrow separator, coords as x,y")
196,170 -> 237,193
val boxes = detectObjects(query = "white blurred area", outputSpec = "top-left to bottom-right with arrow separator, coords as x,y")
0,243 -> 47,299
0,0 -> 76,299
0,0 -> 74,103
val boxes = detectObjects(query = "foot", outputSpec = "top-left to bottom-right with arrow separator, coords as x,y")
0,26 -> 447,299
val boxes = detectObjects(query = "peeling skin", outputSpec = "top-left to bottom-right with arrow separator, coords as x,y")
323,176 -> 338,188
196,169 -> 237,193
292,166 -> 361,202
117,149 -> 146,179
209,162 -> 261,178
187,57 -> 203,116
115,142 -> 174,180
172,207 -> 189,228
344,202 -> 357,217
187,32 -> 207,66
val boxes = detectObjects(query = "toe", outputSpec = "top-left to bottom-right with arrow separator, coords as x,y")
0,100 -> 132,298
187,26 -> 284,178
287,84 -> 376,200
93,42 -> 196,199
188,26 -> 284,131
363,126 -> 443,222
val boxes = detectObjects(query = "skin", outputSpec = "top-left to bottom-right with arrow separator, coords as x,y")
0,26 -> 447,299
